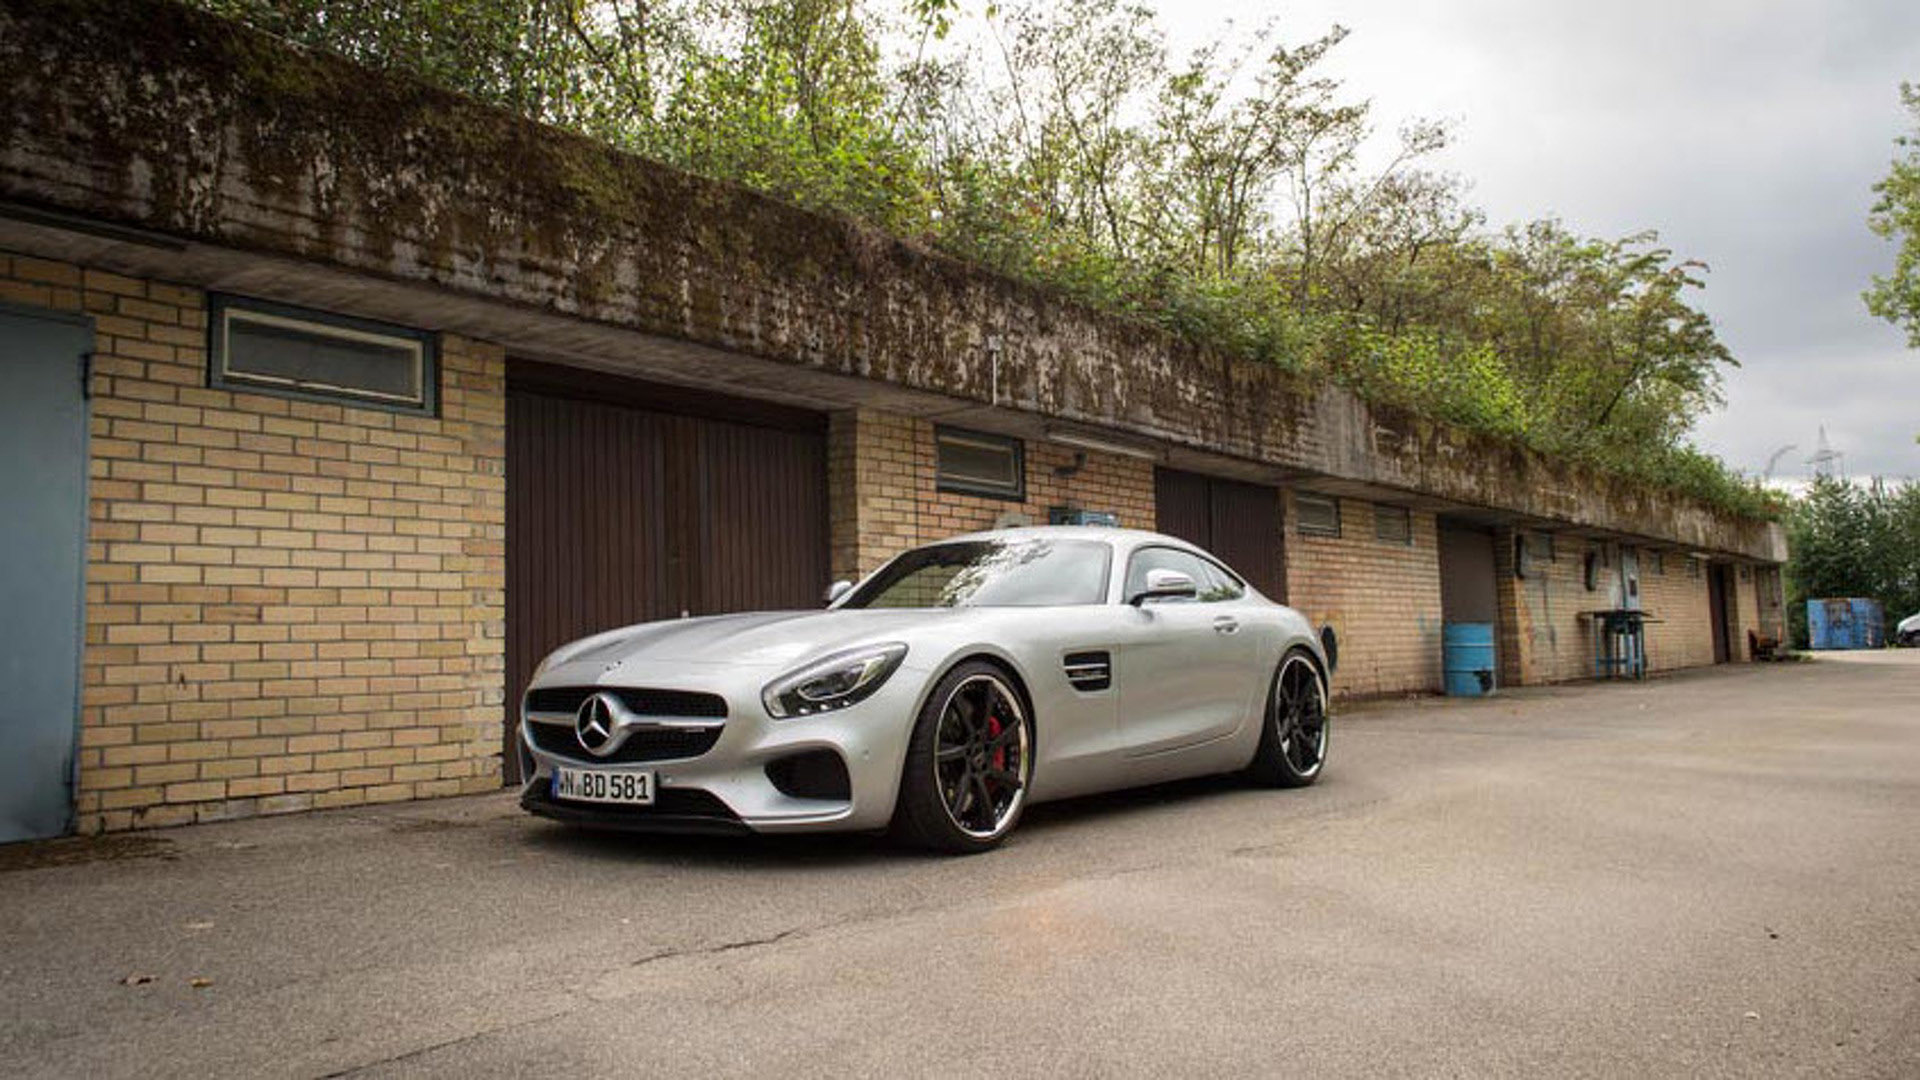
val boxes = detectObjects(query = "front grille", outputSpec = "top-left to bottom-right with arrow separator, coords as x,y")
527,720 -> 722,764
525,686 -> 728,720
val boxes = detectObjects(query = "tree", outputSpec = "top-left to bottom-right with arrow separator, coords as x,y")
1785,476 -> 1920,645
196,0 -> 600,121
1867,82 -> 1920,348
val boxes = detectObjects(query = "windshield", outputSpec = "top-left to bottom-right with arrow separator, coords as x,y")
840,538 -> 1113,609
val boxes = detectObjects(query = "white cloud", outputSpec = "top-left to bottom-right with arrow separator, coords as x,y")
1155,0 -> 1920,481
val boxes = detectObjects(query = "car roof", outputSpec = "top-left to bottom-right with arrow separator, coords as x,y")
937,525 -> 1198,550
889,526 -> 1259,595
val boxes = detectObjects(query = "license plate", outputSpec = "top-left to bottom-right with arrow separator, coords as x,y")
552,766 -> 654,805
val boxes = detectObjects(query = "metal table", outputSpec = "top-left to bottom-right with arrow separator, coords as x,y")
1583,609 -> 1659,680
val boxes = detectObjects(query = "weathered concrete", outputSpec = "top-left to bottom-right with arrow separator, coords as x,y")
2,652 -> 1915,1077
0,0 -> 1782,561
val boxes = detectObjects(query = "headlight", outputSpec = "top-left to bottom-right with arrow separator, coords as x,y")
762,643 -> 908,719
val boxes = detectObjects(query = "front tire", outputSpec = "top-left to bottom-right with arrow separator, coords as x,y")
892,661 -> 1034,854
1247,648 -> 1329,788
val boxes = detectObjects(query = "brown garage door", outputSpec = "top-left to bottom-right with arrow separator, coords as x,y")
504,362 -> 829,778
1154,467 -> 1284,601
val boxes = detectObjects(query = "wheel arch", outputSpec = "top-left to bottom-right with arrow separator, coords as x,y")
1297,638 -> 1331,690
907,648 -> 1041,751
1281,631 -> 1332,696
951,651 -> 1038,737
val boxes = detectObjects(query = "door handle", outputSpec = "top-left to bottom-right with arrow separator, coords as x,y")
1213,617 -> 1240,634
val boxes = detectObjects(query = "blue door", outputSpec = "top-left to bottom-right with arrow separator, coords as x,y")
0,307 -> 90,842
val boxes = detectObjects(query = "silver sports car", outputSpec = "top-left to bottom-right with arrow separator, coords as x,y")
518,526 -> 1333,852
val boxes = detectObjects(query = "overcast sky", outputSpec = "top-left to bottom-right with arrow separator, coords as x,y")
1156,0 -> 1920,485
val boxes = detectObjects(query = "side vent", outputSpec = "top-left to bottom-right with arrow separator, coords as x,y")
1063,651 -> 1112,692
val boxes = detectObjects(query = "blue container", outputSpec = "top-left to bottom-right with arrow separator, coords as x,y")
1443,622 -> 1498,696
1807,598 -> 1885,650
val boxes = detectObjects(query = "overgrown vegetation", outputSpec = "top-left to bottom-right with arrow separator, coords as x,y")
1784,476 -> 1920,646
1866,82 -> 1920,352
190,0 -> 1780,517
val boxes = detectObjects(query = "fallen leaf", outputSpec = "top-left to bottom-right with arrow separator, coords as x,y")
184,921 -> 214,931
1743,1011 -> 1760,1021
189,977 -> 213,989
121,973 -> 154,987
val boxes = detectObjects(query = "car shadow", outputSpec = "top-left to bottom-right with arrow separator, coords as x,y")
513,772 -> 1262,867
1015,772 -> 1255,836
516,819 -> 899,870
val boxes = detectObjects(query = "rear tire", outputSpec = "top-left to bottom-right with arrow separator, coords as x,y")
1247,647 -> 1329,788
891,661 -> 1034,854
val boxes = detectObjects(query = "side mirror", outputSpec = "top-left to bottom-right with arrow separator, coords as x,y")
1129,568 -> 1197,606
824,580 -> 854,606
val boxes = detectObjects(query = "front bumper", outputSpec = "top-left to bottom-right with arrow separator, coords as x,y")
520,782 -> 751,835
518,659 -> 928,834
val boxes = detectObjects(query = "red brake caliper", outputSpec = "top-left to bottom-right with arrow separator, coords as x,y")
987,713 -> 1005,775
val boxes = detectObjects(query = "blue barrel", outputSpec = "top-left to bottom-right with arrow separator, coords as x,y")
1443,623 -> 1497,696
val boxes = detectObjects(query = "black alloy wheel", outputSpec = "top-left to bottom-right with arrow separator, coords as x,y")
893,661 -> 1033,853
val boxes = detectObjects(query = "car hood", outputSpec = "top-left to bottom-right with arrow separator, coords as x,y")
546,608 -> 959,674
1900,612 -> 1920,634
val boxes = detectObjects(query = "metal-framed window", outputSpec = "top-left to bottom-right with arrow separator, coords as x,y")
210,294 -> 437,414
1296,493 -> 1341,537
1649,550 -> 1665,576
1373,504 -> 1412,545
934,425 -> 1025,500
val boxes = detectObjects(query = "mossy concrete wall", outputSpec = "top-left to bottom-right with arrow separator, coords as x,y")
0,0 -> 1783,562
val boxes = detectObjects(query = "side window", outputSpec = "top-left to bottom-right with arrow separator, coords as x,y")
1194,558 -> 1245,602
1125,547 -> 1244,604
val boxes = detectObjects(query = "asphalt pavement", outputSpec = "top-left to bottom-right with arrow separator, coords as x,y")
3,651 -> 1918,1078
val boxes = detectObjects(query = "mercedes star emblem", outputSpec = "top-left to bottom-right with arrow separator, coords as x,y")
575,692 -> 619,756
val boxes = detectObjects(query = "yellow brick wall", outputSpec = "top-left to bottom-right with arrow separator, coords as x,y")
1753,565 -> 1787,645
1733,562 -> 1763,660
1639,551 -> 1714,672
830,410 -> 925,582
1504,535 -> 1607,684
830,408 -> 1155,579
1282,494 -> 1444,698
1499,536 -> 1730,682
2,251 -> 505,833
1492,527 -> 1527,688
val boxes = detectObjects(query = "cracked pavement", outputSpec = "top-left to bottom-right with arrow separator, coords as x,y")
3,652 -> 1919,1077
